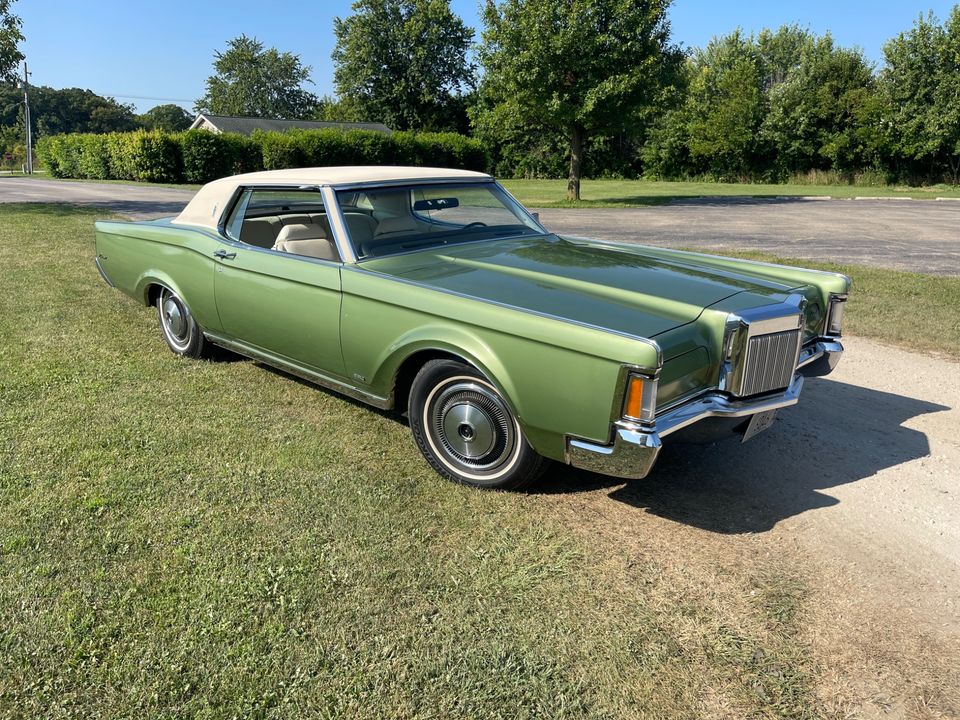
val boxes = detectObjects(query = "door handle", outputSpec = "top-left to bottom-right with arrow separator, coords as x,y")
213,249 -> 237,260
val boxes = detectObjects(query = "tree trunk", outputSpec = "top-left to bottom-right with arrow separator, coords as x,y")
566,123 -> 585,201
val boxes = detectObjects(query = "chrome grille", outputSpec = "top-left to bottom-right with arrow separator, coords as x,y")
739,329 -> 802,396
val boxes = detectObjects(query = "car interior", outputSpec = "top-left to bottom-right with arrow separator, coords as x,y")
225,185 -> 540,262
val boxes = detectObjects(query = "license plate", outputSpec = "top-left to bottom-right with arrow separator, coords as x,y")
742,409 -> 778,443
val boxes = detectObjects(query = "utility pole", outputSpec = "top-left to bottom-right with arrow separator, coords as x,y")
22,61 -> 32,174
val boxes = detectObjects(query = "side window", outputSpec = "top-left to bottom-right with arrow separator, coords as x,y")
223,188 -> 340,262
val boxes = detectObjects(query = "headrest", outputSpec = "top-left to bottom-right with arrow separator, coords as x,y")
275,223 -> 326,244
276,238 -> 338,261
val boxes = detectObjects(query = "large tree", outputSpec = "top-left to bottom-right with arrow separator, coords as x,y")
0,0 -> 23,83
880,8 -> 960,183
196,35 -> 318,119
332,0 -> 474,131
0,85 -> 138,135
762,36 -> 875,174
683,31 -> 766,179
475,0 -> 679,199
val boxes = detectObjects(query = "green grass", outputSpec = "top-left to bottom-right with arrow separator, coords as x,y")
501,178 -> 960,207
3,203 -> 929,718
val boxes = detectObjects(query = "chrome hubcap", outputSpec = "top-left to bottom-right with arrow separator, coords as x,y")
162,297 -> 186,340
159,289 -> 192,350
442,402 -> 496,459
428,379 -> 516,475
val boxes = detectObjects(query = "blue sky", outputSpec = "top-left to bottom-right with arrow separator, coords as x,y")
15,0 -> 958,113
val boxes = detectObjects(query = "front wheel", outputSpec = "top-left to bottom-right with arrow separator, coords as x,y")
408,360 -> 548,490
156,287 -> 208,359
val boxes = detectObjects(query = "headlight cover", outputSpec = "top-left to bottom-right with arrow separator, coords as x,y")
826,293 -> 848,337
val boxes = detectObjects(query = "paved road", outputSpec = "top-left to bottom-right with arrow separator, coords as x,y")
3,176 -> 960,274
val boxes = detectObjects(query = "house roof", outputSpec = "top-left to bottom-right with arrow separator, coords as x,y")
172,166 -> 492,232
190,113 -> 392,135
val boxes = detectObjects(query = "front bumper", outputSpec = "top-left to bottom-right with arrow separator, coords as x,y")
566,370 -> 809,481
796,339 -> 843,376
566,338 -> 843,481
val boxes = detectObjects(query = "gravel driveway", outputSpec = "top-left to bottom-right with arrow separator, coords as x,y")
3,176 -> 960,274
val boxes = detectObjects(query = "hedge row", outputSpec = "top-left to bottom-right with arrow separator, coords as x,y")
36,128 -> 489,183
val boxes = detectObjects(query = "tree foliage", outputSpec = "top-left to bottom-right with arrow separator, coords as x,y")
196,35 -> 318,119
0,0 -> 23,83
763,36 -> 875,173
881,8 -> 960,183
332,0 -> 474,131
0,85 -> 138,135
140,104 -> 193,132
474,0 -> 681,199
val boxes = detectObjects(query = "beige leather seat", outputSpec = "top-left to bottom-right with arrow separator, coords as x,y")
272,224 -> 338,261
240,217 -> 281,248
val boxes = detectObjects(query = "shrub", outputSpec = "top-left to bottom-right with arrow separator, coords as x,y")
34,128 -> 489,181
76,134 -> 110,180
220,133 -> 262,175
181,130 -> 262,183
256,130 -> 305,170
36,135 -> 65,177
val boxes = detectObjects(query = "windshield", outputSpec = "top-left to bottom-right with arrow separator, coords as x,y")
335,182 -> 543,260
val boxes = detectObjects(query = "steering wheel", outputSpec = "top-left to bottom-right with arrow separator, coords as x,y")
462,222 -> 488,230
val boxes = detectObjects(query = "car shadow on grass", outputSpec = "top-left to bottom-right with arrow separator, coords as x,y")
530,377 -> 949,534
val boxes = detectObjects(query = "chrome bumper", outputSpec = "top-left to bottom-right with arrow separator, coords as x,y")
566,373 -> 807,481
797,339 -> 844,376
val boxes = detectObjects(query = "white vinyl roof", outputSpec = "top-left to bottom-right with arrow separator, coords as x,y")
173,166 -> 492,231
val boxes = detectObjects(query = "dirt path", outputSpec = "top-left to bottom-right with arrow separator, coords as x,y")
535,337 -> 960,716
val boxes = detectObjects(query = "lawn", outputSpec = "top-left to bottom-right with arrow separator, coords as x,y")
3,203 -> 953,718
501,178 -> 960,207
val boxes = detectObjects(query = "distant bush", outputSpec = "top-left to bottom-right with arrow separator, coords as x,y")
180,130 -> 259,183
35,128 -> 489,181
76,134 -> 110,180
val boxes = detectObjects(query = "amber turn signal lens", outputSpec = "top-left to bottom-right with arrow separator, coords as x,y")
624,375 -> 646,420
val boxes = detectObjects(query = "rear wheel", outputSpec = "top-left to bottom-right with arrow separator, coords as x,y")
156,287 -> 208,359
408,360 -> 547,490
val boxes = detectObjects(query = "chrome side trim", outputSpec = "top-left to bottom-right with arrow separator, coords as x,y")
203,332 -> 392,409
94,256 -> 115,287
347,266 -> 664,370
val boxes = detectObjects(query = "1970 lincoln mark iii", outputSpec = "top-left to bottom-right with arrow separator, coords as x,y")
94,167 -> 850,489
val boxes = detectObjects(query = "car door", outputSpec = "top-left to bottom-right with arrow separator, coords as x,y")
212,188 -> 346,379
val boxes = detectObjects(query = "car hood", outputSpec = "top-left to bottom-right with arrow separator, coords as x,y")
361,235 -> 797,340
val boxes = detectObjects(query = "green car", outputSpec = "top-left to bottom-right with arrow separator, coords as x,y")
95,167 -> 850,490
